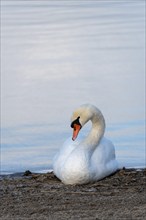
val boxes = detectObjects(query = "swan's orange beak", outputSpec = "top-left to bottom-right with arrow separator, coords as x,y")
72,124 -> 81,141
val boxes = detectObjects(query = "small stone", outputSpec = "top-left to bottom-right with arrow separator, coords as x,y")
87,187 -> 97,192
23,170 -> 32,176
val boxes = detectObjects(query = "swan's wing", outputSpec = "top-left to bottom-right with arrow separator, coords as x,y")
91,137 -> 118,180
92,137 -> 116,164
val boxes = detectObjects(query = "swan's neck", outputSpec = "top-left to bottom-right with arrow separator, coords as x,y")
82,112 -> 105,150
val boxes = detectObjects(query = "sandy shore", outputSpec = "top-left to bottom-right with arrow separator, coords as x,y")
0,168 -> 145,220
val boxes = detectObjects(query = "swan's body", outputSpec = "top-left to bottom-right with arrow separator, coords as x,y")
53,104 -> 118,185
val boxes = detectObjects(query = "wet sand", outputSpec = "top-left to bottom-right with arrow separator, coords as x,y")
0,168 -> 146,220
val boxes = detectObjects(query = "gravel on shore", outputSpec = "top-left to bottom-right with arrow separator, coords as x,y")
0,168 -> 146,220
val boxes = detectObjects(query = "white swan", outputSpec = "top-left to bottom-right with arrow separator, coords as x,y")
53,104 -> 118,185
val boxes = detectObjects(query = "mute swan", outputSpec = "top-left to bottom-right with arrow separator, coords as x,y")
53,104 -> 118,185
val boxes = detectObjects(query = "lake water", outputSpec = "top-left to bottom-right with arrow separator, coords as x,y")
1,0 -> 145,174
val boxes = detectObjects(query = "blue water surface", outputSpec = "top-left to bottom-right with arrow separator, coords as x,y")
1,0 -> 145,174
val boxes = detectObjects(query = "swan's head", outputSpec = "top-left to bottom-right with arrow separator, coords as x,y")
71,104 -> 104,141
